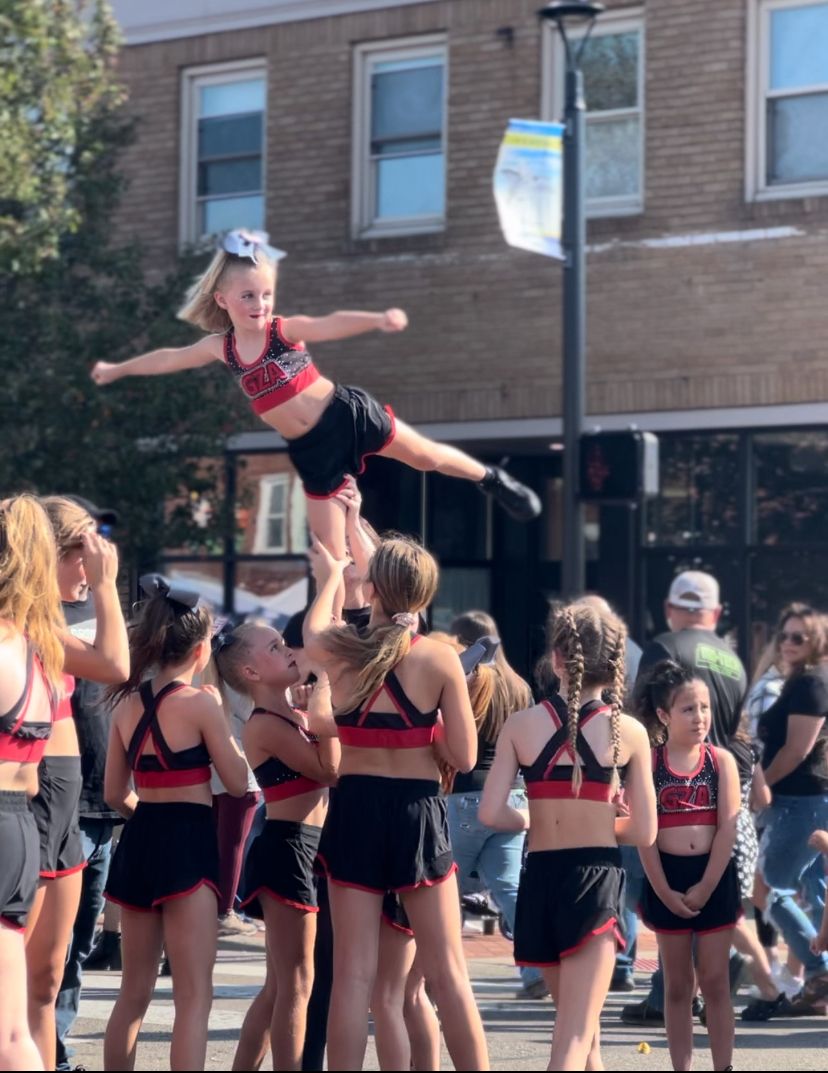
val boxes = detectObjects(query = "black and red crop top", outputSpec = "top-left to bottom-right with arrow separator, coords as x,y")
251,709 -> 325,803
223,317 -> 320,416
334,637 -> 439,749
126,681 -> 212,789
0,643 -> 54,764
653,743 -> 719,829
521,696 -> 628,802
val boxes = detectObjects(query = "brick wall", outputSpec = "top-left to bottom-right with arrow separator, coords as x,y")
113,0 -> 828,424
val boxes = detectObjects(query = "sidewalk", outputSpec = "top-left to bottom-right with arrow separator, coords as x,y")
67,922 -> 827,1070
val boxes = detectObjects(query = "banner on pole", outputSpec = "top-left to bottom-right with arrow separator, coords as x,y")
493,119 -> 564,260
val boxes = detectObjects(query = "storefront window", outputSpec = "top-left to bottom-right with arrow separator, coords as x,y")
431,567 -> 491,631
645,434 -> 740,546
753,430 -> 828,545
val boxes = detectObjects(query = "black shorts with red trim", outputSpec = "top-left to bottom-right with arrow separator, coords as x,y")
285,383 -> 395,498
239,819 -> 321,917
317,775 -> 455,893
0,791 -> 39,932
514,846 -> 625,967
30,756 -> 85,879
641,850 -> 741,935
382,891 -> 413,936
104,801 -> 219,912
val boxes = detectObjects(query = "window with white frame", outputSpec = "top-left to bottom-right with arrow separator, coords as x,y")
353,37 -> 447,237
543,11 -> 644,217
751,0 -> 828,198
180,61 -> 266,243
254,474 -> 289,553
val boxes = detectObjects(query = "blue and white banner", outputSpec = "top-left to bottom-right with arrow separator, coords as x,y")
493,119 -> 564,260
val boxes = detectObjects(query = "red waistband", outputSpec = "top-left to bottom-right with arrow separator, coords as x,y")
250,364 -> 320,414
134,767 -> 211,789
526,780 -> 614,803
336,725 -> 436,749
263,777 -> 324,803
658,810 -> 718,829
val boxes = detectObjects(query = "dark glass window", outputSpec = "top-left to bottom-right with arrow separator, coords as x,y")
753,430 -> 828,545
645,434 -> 740,546
427,473 -> 488,561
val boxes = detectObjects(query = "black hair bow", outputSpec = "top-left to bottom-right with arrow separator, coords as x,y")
211,617 -> 237,656
138,573 -> 200,612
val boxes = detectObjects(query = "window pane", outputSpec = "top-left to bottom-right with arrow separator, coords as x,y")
767,93 -> 828,183
267,517 -> 284,550
770,3 -> 828,91
200,79 -> 265,118
198,158 -> 261,196
373,135 -> 442,155
198,114 -> 262,159
376,153 -> 444,218
202,194 -> 264,235
371,63 -> 443,142
269,481 -> 286,513
583,30 -> 639,111
645,434 -> 740,547
754,430 -> 828,544
586,116 -> 640,198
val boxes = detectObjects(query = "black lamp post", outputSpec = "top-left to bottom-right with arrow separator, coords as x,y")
537,2 -> 603,599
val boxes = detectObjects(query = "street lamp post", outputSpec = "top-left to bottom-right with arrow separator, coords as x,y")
537,2 -> 603,599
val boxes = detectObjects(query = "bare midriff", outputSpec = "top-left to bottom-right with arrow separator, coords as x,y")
265,787 -> 328,826
258,376 -> 337,438
527,797 -> 619,852
43,716 -> 79,758
657,823 -> 716,856
0,760 -> 39,795
338,744 -> 442,783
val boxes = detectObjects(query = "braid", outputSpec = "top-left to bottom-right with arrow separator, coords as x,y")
560,607 -> 585,796
606,625 -> 626,797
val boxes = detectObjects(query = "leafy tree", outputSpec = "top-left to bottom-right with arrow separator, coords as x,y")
0,0 -> 252,572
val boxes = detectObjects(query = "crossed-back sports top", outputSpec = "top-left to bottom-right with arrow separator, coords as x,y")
126,681 -> 211,789
521,696 -> 628,802
653,743 -> 719,828
251,708 -> 325,803
54,673 -> 75,723
335,636 -> 440,749
0,643 -> 54,763
222,316 -> 320,415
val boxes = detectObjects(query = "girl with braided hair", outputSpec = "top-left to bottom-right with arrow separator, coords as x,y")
480,601 -> 656,1071
636,659 -> 741,1073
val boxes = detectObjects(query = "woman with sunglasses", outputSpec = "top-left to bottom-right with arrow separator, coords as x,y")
755,602 -> 828,1015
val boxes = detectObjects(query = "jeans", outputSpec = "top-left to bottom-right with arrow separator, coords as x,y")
615,845 -> 645,979
55,818 -> 115,1070
447,790 -> 542,988
760,792 -> 828,979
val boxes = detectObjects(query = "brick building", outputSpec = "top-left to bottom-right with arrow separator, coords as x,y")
111,0 -> 828,674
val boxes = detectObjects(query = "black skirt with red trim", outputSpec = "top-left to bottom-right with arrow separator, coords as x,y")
317,775 -> 455,894
0,791 -> 39,932
641,850 -> 741,935
104,801 -> 219,912
30,756 -> 86,879
239,819 -> 321,917
514,846 -> 625,967
285,384 -> 395,498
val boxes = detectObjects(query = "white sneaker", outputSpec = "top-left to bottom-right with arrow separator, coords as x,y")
217,911 -> 257,937
771,963 -> 803,999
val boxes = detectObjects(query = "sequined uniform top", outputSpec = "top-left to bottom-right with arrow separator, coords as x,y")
222,317 -> 320,415
251,709 -> 324,803
653,742 -> 719,829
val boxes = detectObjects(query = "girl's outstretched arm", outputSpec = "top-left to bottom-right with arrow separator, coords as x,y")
281,308 -> 407,344
91,334 -> 222,385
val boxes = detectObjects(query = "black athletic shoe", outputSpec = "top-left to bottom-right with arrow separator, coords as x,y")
83,930 -> 121,971
740,993 -> 792,1022
620,999 -> 664,1026
609,972 -> 637,992
478,467 -> 541,522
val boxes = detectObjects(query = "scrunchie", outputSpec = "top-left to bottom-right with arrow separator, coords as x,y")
392,612 -> 418,630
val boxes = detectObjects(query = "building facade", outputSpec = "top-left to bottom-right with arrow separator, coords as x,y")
111,0 -> 828,675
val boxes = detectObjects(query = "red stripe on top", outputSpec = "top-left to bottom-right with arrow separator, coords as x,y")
527,780 -> 614,803
134,767 -> 211,789
337,726 -> 436,749
263,777 -> 324,803
251,365 -> 320,414
658,810 -> 718,829
54,674 -> 76,722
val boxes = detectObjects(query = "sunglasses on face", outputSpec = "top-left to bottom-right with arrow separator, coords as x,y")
778,631 -> 807,645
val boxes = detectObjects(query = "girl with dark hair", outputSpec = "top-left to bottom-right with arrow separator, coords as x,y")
304,534 -> 488,1071
480,602 -> 656,1071
755,602 -> 828,1014
636,660 -> 741,1072
0,495 -> 66,1071
102,578 -> 248,1072
214,621 -> 339,1072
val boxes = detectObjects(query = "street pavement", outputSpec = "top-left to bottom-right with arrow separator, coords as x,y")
66,922 -> 828,1070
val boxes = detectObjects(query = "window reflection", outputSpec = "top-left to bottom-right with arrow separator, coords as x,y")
645,435 -> 739,546
754,431 -> 828,545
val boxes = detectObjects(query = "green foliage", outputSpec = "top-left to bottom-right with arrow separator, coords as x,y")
0,0 -> 252,568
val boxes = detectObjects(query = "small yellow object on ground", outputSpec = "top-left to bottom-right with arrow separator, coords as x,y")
637,1041 -> 651,1054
